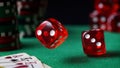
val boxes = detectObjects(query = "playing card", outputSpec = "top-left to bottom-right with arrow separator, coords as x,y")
0,53 -> 52,68
0,53 -> 30,63
24,56 -> 44,68
0,53 -> 30,59
0,65 -> 28,68
42,63 -> 52,68
21,56 -> 51,68
0,56 -> 44,68
30,56 -> 52,68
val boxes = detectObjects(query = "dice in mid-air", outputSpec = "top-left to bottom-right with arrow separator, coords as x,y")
81,29 -> 106,56
35,18 -> 68,49
90,10 -> 109,30
94,0 -> 119,13
107,13 -> 120,32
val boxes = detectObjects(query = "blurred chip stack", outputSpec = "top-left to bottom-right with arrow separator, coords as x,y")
0,0 -> 20,51
17,0 -> 40,38
16,0 -> 48,38
90,0 -> 119,31
38,0 -> 48,23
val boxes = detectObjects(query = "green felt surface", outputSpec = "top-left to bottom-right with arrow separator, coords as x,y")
0,25 -> 120,68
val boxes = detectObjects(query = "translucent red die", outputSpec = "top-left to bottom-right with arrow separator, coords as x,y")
107,13 -> 120,32
94,0 -> 119,13
35,18 -> 68,49
81,29 -> 106,56
90,10 -> 109,30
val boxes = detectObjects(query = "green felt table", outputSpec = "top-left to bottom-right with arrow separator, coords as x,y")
0,25 -> 120,68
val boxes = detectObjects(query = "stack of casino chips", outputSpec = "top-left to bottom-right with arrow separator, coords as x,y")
39,0 -> 48,23
90,0 -> 119,31
17,0 -> 40,38
0,0 -> 20,51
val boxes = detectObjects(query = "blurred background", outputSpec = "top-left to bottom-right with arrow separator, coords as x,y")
44,0 -> 94,25
17,0 -> 120,38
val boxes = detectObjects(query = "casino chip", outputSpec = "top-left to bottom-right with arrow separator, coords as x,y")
17,0 -> 40,38
0,0 -> 20,51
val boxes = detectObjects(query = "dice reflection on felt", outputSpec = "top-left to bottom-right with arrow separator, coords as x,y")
35,18 -> 68,49
81,29 -> 106,56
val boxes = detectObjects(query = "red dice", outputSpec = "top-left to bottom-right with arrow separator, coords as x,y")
94,0 -> 119,14
107,13 -> 120,32
81,29 -> 106,56
90,10 -> 109,30
35,18 -> 68,49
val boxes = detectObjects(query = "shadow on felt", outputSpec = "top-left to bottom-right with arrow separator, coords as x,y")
106,51 -> 120,58
63,55 -> 89,64
88,50 -> 120,58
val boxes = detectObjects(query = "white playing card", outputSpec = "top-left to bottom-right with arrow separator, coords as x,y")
0,53 -> 30,63
24,56 -> 44,68
0,53 -> 30,59
0,56 -> 44,68
30,56 -> 52,68
0,53 -> 52,68
0,65 -> 28,68
42,63 -> 52,68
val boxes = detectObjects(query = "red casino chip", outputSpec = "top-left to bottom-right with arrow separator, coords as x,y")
0,31 -> 18,44
19,10 -> 34,15
0,37 -> 16,44
0,40 -> 21,51
0,16 -> 16,22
